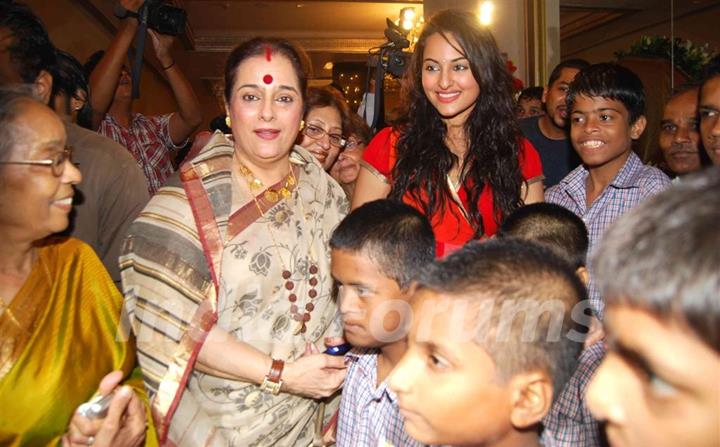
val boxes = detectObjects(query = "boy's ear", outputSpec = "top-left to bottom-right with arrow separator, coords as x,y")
575,266 -> 589,286
70,96 -> 85,112
401,281 -> 419,299
630,115 -> 647,140
34,70 -> 53,105
508,370 -> 554,430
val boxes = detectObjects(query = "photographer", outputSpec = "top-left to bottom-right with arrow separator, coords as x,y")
87,0 -> 201,195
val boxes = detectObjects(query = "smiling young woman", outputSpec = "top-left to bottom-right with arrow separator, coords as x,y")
352,9 -> 545,257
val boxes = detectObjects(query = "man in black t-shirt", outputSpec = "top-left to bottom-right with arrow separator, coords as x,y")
520,59 -> 589,187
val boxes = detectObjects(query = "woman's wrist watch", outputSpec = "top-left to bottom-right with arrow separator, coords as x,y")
260,358 -> 284,395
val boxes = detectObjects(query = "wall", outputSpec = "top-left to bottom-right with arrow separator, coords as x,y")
25,0 -> 180,118
562,4 -> 720,64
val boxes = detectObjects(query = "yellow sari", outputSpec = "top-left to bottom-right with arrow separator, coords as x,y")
0,238 -> 155,446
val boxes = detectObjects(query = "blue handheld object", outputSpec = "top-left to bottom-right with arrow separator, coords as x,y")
324,343 -> 352,356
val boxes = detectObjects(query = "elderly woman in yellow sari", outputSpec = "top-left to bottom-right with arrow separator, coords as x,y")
121,38 -> 349,446
0,88 -> 151,446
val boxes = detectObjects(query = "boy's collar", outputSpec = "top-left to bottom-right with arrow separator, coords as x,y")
609,150 -> 644,189
559,150 -> 644,191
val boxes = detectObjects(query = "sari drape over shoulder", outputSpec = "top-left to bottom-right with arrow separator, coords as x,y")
0,238 -> 151,446
121,132 -> 349,446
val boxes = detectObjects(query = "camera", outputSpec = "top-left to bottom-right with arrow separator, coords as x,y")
381,18 -> 412,78
145,0 -> 186,36
114,0 -> 187,36
385,51 -> 411,78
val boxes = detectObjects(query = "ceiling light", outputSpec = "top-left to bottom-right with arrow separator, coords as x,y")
399,7 -> 417,32
323,62 -> 334,70
400,7 -> 415,22
479,1 -> 494,26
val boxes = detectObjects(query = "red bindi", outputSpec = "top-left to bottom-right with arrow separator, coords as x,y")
265,45 -> 272,62
263,74 -> 273,85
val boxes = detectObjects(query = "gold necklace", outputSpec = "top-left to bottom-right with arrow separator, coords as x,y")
235,159 -> 319,336
236,162 -> 296,203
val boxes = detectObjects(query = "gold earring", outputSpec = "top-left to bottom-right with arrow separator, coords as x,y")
225,116 -> 232,128
299,120 -> 305,131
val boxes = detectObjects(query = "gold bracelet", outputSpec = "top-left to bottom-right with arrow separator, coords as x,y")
162,60 -> 176,70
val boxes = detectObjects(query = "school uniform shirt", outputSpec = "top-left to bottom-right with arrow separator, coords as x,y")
545,151 -> 671,319
542,341 -> 606,447
337,348 -> 422,447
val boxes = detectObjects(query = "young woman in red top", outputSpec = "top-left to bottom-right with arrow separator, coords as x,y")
353,9 -> 544,256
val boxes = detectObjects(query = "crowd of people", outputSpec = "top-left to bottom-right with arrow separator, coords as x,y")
0,1 -> 718,446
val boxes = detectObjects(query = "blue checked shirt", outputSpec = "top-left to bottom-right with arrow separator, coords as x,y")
337,348 -> 422,447
542,342 -> 606,447
546,151 -> 671,319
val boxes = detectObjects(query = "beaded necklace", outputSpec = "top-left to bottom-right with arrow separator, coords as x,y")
235,157 -> 319,335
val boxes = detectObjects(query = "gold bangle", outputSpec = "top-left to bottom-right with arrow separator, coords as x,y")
162,60 -> 176,70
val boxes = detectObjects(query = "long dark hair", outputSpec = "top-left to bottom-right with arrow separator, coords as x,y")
389,9 -> 524,237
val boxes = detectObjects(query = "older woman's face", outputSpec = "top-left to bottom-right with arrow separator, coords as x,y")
330,136 -> 365,184
0,101 -> 81,241
226,54 -> 304,167
300,105 -> 343,170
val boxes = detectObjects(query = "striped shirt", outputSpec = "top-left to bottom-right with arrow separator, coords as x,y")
542,341 -> 606,447
545,151 -> 671,318
337,348 -> 422,447
99,112 -> 185,195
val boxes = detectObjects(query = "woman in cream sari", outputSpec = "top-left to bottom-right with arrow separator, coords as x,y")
0,89 -> 150,446
121,38 -> 349,446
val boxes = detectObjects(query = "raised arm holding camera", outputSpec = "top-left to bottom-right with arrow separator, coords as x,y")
87,0 -> 202,195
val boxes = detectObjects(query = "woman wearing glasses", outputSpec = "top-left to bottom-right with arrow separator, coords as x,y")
330,113 -> 373,200
353,9 -> 545,257
0,89 -> 150,446
121,38 -> 348,445
298,86 -> 350,171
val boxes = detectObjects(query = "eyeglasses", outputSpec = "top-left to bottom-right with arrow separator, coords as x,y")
343,138 -> 365,151
0,147 -> 74,177
303,124 -> 346,148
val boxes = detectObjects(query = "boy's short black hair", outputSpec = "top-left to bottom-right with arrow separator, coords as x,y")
50,49 -> 93,128
498,203 -> 589,269
329,199 -> 435,288
594,166 -> 720,353
518,86 -> 544,102
700,54 -> 720,99
567,63 -> 645,124
416,239 -> 585,398
0,1 -> 56,83
547,59 -> 590,88
51,49 -> 87,100
703,54 -> 720,79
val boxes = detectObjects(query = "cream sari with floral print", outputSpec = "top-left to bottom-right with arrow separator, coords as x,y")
121,132 -> 348,446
